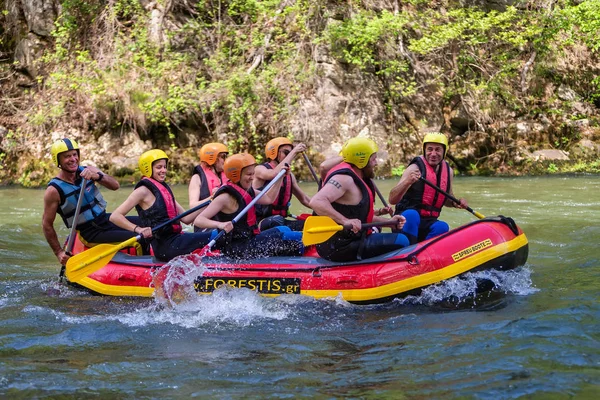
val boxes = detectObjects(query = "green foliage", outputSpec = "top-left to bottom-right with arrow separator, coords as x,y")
5,0 -> 600,185
391,165 -> 405,177
547,163 -> 559,173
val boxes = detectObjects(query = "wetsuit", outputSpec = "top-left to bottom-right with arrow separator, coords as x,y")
135,177 -> 212,261
211,182 -> 303,259
316,163 -> 416,262
393,156 -> 451,242
48,167 -> 140,244
255,161 -> 304,232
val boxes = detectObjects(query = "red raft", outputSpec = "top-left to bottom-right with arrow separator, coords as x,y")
68,216 -> 528,304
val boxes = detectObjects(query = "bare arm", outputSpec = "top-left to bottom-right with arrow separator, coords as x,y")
256,168 -> 288,205
42,186 -> 69,263
187,174 -> 212,219
253,143 -> 308,189
309,174 -> 360,231
319,155 -> 343,182
193,195 -> 235,232
389,164 -> 420,205
80,165 -> 120,190
109,187 -> 153,238
291,174 -> 312,208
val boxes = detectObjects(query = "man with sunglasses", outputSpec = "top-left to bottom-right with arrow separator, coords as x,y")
253,137 -> 313,231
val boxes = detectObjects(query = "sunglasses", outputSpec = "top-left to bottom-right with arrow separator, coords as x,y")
218,153 -> 228,160
281,149 -> 291,156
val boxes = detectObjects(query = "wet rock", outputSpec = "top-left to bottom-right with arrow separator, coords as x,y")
531,149 -> 570,161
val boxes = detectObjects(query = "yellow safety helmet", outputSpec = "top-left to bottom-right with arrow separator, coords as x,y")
423,133 -> 448,158
139,149 -> 169,178
224,153 -> 256,183
265,137 -> 293,160
199,142 -> 229,165
341,137 -> 379,169
51,138 -> 80,167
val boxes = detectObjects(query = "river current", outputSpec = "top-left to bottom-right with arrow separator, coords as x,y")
1,176 -> 598,399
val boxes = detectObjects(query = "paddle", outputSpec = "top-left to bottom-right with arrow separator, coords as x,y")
65,198 -> 213,283
198,167 -> 289,255
59,178 -> 88,278
418,176 -> 485,219
302,152 -> 320,184
302,215 -> 398,246
371,179 -> 389,208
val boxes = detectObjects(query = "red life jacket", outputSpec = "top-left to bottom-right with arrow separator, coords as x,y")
193,164 -> 226,200
394,156 -> 450,218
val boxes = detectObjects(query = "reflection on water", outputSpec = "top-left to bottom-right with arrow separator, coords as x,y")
1,176 -> 599,398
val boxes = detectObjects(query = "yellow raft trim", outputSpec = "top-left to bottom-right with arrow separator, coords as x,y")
301,233 -> 528,302
73,233 -> 527,300
77,276 -> 155,297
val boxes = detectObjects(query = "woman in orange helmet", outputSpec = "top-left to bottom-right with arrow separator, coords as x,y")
188,142 -> 228,224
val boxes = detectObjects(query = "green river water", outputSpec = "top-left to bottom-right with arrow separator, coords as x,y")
0,176 -> 599,399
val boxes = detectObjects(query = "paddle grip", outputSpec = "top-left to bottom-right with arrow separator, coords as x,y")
371,179 -> 389,208
151,198 -> 212,234
302,152 -> 320,183
418,177 -> 483,218
203,167 -> 288,251
65,178 -> 88,255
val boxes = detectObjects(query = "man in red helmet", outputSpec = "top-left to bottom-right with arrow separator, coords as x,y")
389,133 -> 468,243
253,137 -> 312,231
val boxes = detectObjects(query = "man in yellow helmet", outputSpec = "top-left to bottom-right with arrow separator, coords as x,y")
389,133 -> 468,243
252,137 -> 312,231
309,137 -> 416,262
42,138 -> 140,265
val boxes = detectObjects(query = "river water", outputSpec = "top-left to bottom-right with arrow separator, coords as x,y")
1,176 -> 598,399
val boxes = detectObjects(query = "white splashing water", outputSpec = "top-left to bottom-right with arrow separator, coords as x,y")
397,266 -> 537,306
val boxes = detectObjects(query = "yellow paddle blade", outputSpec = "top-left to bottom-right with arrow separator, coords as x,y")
302,216 -> 344,246
65,236 -> 140,283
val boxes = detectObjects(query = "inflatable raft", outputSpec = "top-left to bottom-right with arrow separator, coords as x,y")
66,216 -> 528,304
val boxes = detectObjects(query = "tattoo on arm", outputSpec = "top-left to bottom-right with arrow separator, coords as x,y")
328,179 -> 342,189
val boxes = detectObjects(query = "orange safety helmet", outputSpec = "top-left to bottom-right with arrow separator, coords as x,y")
199,142 -> 229,165
265,137 -> 293,160
422,133 -> 448,159
224,153 -> 256,183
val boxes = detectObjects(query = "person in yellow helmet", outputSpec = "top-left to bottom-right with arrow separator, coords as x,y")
188,142 -> 229,229
109,149 -> 213,261
252,137 -> 312,231
389,133 -> 468,243
42,138 -> 140,266
309,137 -> 415,262
193,153 -> 303,259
